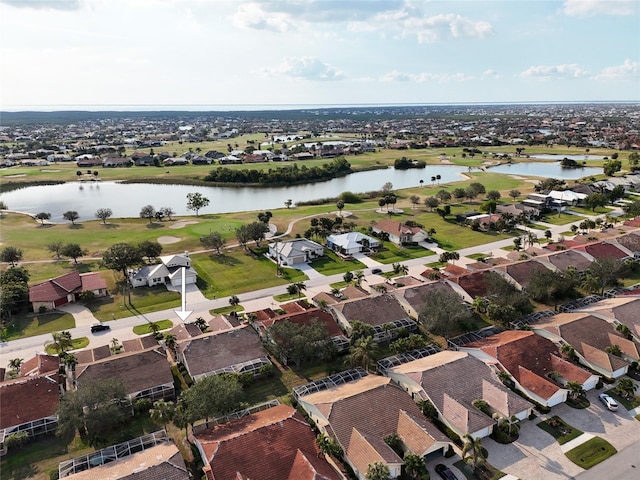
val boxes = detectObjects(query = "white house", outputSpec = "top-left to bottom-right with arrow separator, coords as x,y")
372,219 -> 430,245
326,232 -> 380,256
267,238 -> 324,266
130,252 -> 197,288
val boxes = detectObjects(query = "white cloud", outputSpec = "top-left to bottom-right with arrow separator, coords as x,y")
232,2 -> 297,32
482,69 -> 500,79
562,0 -> 636,17
0,0 -> 81,10
520,64 -> 589,79
380,71 -> 474,83
263,57 -> 345,81
594,59 -> 640,80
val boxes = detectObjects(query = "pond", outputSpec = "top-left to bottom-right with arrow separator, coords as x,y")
0,165 -> 469,221
528,154 -> 606,161
487,162 -> 602,179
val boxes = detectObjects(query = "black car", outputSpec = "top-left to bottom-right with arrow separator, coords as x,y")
371,268 -> 382,274
435,464 -> 459,480
91,323 -> 110,333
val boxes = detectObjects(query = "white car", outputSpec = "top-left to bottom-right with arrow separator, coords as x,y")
598,393 -> 618,411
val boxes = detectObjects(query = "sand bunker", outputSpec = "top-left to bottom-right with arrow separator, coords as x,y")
4,174 -> 26,178
157,236 -> 182,244
169,220 -> 199,229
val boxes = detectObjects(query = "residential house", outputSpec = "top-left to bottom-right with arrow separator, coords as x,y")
547,190 -> 587,207
461,331 -> 598,407
267,238 -> 324,266
371,219 -> 430,245
386,351 -> 533,439
19,354 -> 60,378
453,270 -> 497,301
534,313 -> 639,379
29,271 -> 108,311
102,156 -> 133,168
614,232 -> 640,257
326,232 -> 380,256
497,260 -> 551,290
577,296 -> 640,341
0,375 -> 60,455
296,375 -> 450,480
522,193 -> 553,212
538,249 -> 593,273
193,403 -> 341,480
394,281 -> 464,318
129,252 -> 197,288
75,349 -> 174,402
176,326 -> 271,381
575,241 -> 633,261
331,294 -> 417,343
131,152 -> 155,166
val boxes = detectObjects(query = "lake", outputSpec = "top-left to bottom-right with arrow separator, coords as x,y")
528,154 -> 606,161
0,162 -> 602,221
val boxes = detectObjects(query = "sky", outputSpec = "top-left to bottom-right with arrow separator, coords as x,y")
1,0 -> 639,110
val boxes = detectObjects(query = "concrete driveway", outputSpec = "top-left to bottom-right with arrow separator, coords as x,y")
57,303 -> 99,327
485,388 -> 640,479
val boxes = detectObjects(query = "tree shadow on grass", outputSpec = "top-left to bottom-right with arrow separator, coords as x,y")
68,224 -> 84,229
145,223 -> 163,229
101,223 -> 119,229
209,254 -> 241,266
36,224 -> 54,229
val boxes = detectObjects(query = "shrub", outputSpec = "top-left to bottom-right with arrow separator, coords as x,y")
134,398 -> 152,414
5,431 -> 30,449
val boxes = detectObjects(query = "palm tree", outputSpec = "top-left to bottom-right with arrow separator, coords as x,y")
110,338 -> 121,353
229,295 -> 240,308
471,296 -> 487,314
164,333 -> 177,355
404,452 -> 428,480
616,323 -> 632,339
605,344 -> 622,357
287,281 -> 306,298
51,331 -> 73,355
436,174 -> 441,184
366,462 -> 390,480
498,415 -> 521,438
194,316 -> 208,332
560,343 -> 576,360
316,433 -> 332,458
566,381 -> 585,400
150,399 -> 175,430
462,434 -> 486,470
349,336 -> 379,372
354,270 -> 365,287
336,199 -> 345,216
8,358 -> 23,377
614,378 -> 638,399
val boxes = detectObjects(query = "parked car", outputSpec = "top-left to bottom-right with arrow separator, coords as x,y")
598,393 -> 618,411
435,464 -> 459,480
91,323 -> 110,333
371,268 -> 382,274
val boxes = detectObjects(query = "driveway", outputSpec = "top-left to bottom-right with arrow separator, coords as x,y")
485,388 -> 640,479
166,283 -> 207,304
351,252 -> 383,268
292,262 -> 324,279
57,303 -> 99,327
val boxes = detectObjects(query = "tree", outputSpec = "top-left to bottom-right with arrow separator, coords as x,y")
150,399 -> 175,430
257,211 -> 273,224
63,210 -> 80,225
0,246 -> 23,266
605,344 -> 622,357
404,452 -> 428,480
418,290 -> 472,342
527,268 -> 578,308
366,462 -> 390,480
629,152 -> 640,171
102,243 -> 143,279
8,358 -> 23,377
287,281 -> 306,298
409,195 -> 420,209
615,323 -> 632,339
267,319 -> 333,368
603,159 -> 622,176
95,208 -> 113,224
51,330 -> 73,355
35,212 -> 51,224
498,415 -> 521,438
343,271 -> 354,284
486,190 -> 501,201
186,192 -> 210,216
229,295 -> 240,308
353,270 -> 365,287
61,243 -> 87,265
614,378 -> 638,399
461,434 -> 486,470
246,221 -> 270,247
200,232 -> 225,254
336,199 -> 345,216
179,374 -> 243,426
585,193 -> 608,212
436,189 -> 452,204
139,204 -> 156,223
349,336 -> 379,371
453,188 -> 466,201
138,240 -> 163,263
424,196 -> 439,211
284,199 -> 293,209
160,206 -> 175,220
47,241 -> 64,260
509,189 -> 521,201
235,224 -> 251,250
566,381 -> 585,400
0,268 -> 29,319
581,257 -> 628,295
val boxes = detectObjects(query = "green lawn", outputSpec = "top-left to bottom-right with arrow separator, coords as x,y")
191,249 -> 307,298
453,460 -> 506,480
539,213 -> 583,226
310,250 -> 366,275
89,284 -> 182,321
537,416 -> 583,445
370,243 -> 434,264
3,312 -> 75,341
273,292 -> 303,302
565,437 -> 617,469
210,304 -> 244,315
45,337 -> 89,354
568,205 -> 614,215
132,319 -> 173,335
604,388 -> 640,410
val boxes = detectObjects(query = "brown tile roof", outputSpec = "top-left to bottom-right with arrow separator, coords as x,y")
543,240 -> 582,251
396,281 -> 458,313
281,300 -> 314,314
544,250 -> 593,272
346,428 -> 402,476
576,241 -> 629,260
312,292 -> 340,306
340,285 -> 369,300
441,264 -> 468,278
76,349 -> 173,396
389,352 -> 532,434
516,367 -> 559,400
454,271 -> 494,298
0,375 -> 59,429
177,326 -> 267,378
19,354 -> 60,377
499,260 -> 550,288
374,219 -> 424,236
79,272 -> 107,292
256,308 -> 343,337
623,217 -> 640,227
299,376 -> 447,454
194,404 -> 340,480
29,271 -> 82,302
168,323 -> 203,341
614,232 -> 640,253
333,294 -> 410,327
121,335 -> 158,353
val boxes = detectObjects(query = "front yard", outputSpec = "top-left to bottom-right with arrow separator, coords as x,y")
565,437 -> 617,469
370,243 -> 435,264
537,416 -> 583,445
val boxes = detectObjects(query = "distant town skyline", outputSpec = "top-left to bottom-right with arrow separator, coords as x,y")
1,0 -> 639,111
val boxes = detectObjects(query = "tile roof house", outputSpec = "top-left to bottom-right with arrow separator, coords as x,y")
575,241 -> 632,260
192,404 -> 341,480
614,232 -> 640,255
267,238 -> 324,266
19,353 -> 60,377
29,271 -> 107,311
371,219 -> 431,245
0,375 -> 60,455
540,249 -> 593,273
330,294 -> 417,343
534,313 -> 638,379
129,252 -> 197,288
386,351 -> 533,438
297,375 -> 450,480
461,331 -> 598,407
393,281 -> 463,318
75,349 -> 174,402
326,232 -> 380,256
453,271 -> 496,300
176,326 -> 271,381
497,260 -> 551,290
576,297 -> 640,341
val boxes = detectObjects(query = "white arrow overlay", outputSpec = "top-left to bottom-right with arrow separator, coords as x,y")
174,267 -> 193,322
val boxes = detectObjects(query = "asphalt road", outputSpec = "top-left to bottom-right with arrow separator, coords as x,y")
575,440 -> 640,480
